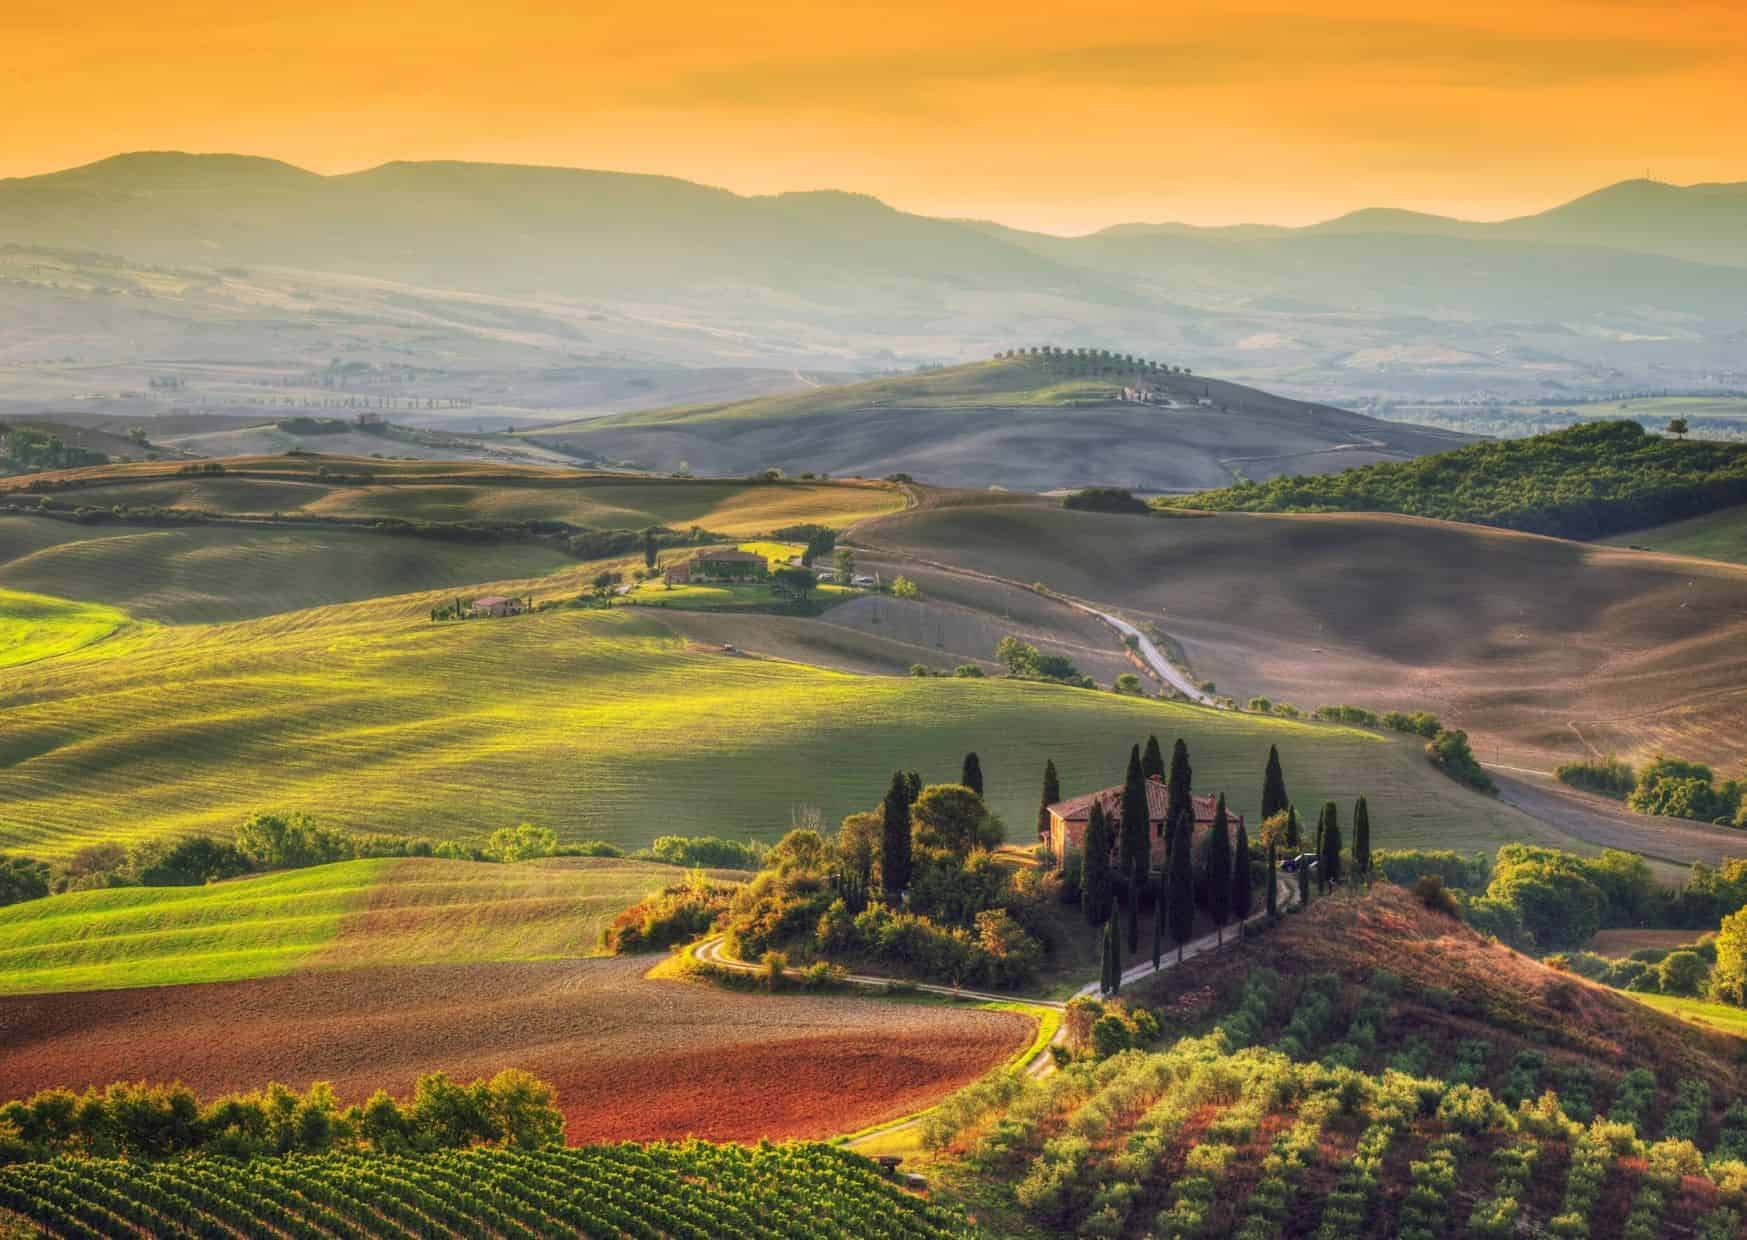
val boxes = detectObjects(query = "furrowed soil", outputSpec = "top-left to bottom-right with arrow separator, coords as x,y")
0,957 -> 1029,1142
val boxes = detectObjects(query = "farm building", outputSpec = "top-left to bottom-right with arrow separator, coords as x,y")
674,548 -> 767,583
1044,775 -> 1242,867
469,595 -> 527,617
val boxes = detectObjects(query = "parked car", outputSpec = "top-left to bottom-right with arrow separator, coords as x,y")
1280,853 -> 1320,873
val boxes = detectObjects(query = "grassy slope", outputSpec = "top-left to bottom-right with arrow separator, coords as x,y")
0,856 -> 702,995
930,886 -> 1747,1238
0,517 -> 576,623
1633,992 -> 1747,1037
1604,504 -> 1747,566
856,498 -> 1747,774
1,458 -> 904,536
0,588 -> 137,667
0,595 -> 1520,860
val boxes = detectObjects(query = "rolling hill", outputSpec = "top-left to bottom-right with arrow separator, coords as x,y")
916,884 -> 1747,1238
524,354 -> 1470,490
2,153 -> 1745,411
0,593 -> 1557,862
0,855 -> 728,995
854,494 -> 1747,778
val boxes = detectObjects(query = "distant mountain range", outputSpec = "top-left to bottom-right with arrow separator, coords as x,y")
2,152 -> 1744,409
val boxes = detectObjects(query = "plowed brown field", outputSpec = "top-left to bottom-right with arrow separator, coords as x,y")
0,957 -> 1028,1142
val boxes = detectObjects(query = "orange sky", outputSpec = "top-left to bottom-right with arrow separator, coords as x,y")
7,0 -> 1745,233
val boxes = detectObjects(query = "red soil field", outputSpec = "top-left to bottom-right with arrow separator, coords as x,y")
0,958 -> 1028,1142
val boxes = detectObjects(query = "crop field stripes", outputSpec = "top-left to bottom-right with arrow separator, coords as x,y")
0,1142 -> 972,1239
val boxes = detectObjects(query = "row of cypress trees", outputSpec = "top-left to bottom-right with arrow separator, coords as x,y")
1079,739 -> 1375,994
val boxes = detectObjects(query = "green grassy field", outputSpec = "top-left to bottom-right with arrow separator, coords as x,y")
4,459 -> 904,537
1603,504 -> 1747,566
0,587 -> 138,667
626,578 -> 857,610
0,591 -> 1543,861
0,856 -> 701,994
0,517 -> 578,624
1628,992 -> 1747,1036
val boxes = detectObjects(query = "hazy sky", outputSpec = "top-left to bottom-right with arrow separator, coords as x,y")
8,0 -> 1744,233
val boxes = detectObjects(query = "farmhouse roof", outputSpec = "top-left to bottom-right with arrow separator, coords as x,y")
473,595 -> 512,607
694,548 -> 765,563
1047,775 -> 1228,826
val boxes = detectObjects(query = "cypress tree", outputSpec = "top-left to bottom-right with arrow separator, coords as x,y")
1168,804 -> 1195,962
1284,804 -> 1301,851
1232,821 -> 1252,938
1353,796 -> 1371,882
880,771 -> 913,898
1119,746 -> 1150,886
1151,866 -> 1165,969
1165,739 -> 1193,844
1265,843 -> 1278,921
1102,904 -> 1122,995
1299,862 -> 1312,907
1142,735 -> 1166,783
1081,802 -> 1113,925
1261,745 -> 1289,822
961,752 -> 984,797
1206,794 -> 1232,946
1319,800 -> 1342,890
904,770 -> 923,804
1037,758 -> 1061,854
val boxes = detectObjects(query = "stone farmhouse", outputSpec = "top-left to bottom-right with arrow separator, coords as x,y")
1044,775 -> 1243,868
664,548 -> 768,586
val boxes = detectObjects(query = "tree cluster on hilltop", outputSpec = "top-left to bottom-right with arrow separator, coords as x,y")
1161,420 -> 1747,539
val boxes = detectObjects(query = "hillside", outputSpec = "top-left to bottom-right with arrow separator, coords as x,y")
0,855 -> 729,994
0,596 -> 1550,860
919,885 -> 1747,1238
855,496 -> 1747,777
526,355 -> 1470,490
1605,506 -> 1747,568
4,155 -> 1746,413
1161,419 -> 1747,540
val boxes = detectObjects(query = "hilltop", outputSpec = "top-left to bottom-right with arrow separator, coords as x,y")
2,155 -> 1746,411
1160,419 -> 1747,539
525,354 -> 1468,490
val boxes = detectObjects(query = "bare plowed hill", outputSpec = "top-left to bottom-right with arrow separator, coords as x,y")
858,498 -> 1747,774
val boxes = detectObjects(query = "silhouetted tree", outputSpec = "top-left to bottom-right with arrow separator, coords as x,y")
880,772 -> 913,898
1207,794 -> 1232,945
1119,746 -> 1150,926
1285,804 -> 1301,851
1102,904 -> 1122,995
1037,758 -> 1061,853
1168,804 -> 1195,962
904,770 -> 923,804
1262,745 -> 1289,822
1142,735 -> 1165,783
1082,802 -> 1113,925
1232,820 -> 1252,938
961,752 -> 984,797
642,527 -> 659,569
1265,843 -> 1278,921
1165,739 -> 1192,844
1353,796 -> 1372,882
1319,801 -> 1342,890
1152,866 -> 1165,969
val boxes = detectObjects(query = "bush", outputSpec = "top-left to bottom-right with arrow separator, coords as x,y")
1426,729 -> 1497,793
1555,756 -> 1637,800
1412,874 -> 1460,917
647,834 -> 765,870
1377,849 -> 1488,891
0,855 -> 52,907
1062,487 -> 1150,515
1659,949 -> 1709,996
601,873 -> 738,953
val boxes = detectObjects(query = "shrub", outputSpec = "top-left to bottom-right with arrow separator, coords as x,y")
1062,487 -> 1150,515
1376,849 -> 1489,890
1412,874 -> 1460,917
601,872 -> 738,953
1555,756 -> 1637,800
1659,949 -> 1709,996
647,834 -> 765,870
1426,729 -> 1497,794
482,822 -> 558,863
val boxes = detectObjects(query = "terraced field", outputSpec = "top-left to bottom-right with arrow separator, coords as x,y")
0,594 -> 1562,859
0,856 -> 709,994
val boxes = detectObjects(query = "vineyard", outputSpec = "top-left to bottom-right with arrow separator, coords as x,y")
908,888 -> 1747,1237
0,1141 -> 970,1239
